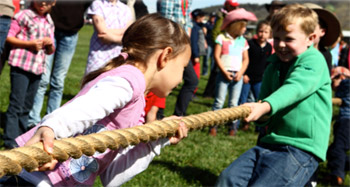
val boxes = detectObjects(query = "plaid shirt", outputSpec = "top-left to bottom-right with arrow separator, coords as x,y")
159,0 -> 192,33
7,9 -> 54,75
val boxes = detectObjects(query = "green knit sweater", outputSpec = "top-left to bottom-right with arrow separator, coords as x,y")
258,46 -> 332,161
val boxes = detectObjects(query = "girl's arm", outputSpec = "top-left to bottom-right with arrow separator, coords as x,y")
38,76 -> 134,139
234,49 -> 249,82
214,43 -> 232,81
92,14 -> 132,44
6,36 -> 43,52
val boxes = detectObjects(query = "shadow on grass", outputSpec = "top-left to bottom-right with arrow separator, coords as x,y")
152,160 -> 218,186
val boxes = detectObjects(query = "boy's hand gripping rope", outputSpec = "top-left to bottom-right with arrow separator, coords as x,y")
0,106 -> 251,177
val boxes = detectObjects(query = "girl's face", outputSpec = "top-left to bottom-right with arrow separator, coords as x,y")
150,45 -> 191,98
257,24 -> 271,43
32,0 -> 55,16
227,21 -> 247,38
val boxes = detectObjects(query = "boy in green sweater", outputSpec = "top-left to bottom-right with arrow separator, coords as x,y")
216,4 -> 332,186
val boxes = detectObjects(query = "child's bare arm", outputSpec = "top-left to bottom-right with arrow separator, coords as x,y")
214,44 -> 233,81
92,15 -> 132,44
146,106 -> 159,123
234,50 -> 249,81
6,37 -> 43,52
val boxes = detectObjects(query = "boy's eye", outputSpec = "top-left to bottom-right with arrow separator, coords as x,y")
285,37 -> 294,41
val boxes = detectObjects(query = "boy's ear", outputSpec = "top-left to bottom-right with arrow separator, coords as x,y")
157,47 -> 173,70
307,32 -> 317,46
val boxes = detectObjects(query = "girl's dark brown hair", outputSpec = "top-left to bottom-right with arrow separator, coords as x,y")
81,13 -> 190,87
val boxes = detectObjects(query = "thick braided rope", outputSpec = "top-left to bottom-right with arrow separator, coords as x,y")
0,106 -> 250,177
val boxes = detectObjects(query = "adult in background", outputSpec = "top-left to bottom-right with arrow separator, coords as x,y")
124,0 -> 148,20
203,0 -> 239,98
159,0 -> 198,116
202,12 -> 217,76
0,0 -> 14,74
27,0 -> 93,127
264,0 -> 286,22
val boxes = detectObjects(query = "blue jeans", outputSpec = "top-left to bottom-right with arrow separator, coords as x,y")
28,30 -> 78,125
327,118 -> 350,180
0,16 -> 11,55
216,144 -> 319,187
212,72 -> 243,130
238,81 -> 262,105
202,45 -> 214,75
4,67 -> 41,148
213,72 -> 243,110
0,15 -> 11,72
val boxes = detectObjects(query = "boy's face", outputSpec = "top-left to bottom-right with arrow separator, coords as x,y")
273,20 -> 314,62
257,24 -> 271,43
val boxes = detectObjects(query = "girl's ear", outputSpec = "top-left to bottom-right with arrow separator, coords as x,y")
157,47 -> 173,70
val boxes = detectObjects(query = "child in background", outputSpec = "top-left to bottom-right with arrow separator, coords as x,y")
210,8 -> 257,136
238,20 -> 272,131
4,14 -> 190,186
3,0 -> 55,149
190,9 -> 207,95
326,67 -> 350,185
145,91 -> 166,123
85,0 -> 133,74
216,4 -> 332,186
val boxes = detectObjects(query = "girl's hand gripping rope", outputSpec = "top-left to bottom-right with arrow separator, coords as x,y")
24,126 -> 58,171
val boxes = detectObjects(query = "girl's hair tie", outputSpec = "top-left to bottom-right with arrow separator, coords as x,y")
120,52 -> 128,60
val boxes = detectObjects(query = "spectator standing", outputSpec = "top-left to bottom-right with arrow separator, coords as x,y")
339,45 -> 350,69
27,0 -> 93,127
191,9 -> 206,94
304,3 -> 341,75
326,67 -> 350,186
238,20 -> 272,131
203,0 -> 239,98
3,0 -> 55,149
0,0 -> 15,73
264,0 -> 286,22
202,12 -> 217,76
85,0 -> 133,74
159,0 -> 198,116
210,8 -> 256,136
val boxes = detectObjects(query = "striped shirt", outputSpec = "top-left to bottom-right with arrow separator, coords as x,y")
85,0 -> 132,74
159,0 -> 193,33
7,9 -> 54,75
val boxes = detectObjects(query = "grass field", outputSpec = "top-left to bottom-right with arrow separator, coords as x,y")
0,25 -> 348,186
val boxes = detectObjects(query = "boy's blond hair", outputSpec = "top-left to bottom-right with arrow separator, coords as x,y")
271,4 -> 318,35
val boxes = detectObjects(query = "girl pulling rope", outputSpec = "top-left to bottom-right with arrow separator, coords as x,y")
1,13 -> 190,186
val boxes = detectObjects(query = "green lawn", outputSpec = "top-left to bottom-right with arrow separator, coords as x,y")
0,25 -> 348,186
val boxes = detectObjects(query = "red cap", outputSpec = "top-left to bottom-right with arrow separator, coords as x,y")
225,0 -> 239,7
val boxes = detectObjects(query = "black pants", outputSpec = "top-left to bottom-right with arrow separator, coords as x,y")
173,61 -> 198,116
203,65 -> 217,98
327,118 -> 350,180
